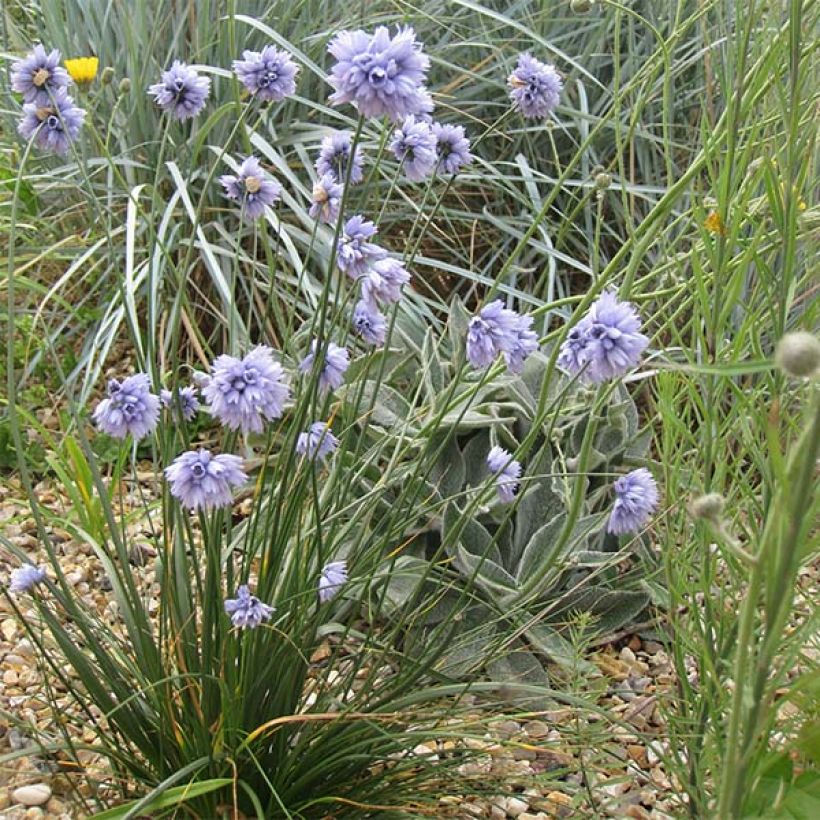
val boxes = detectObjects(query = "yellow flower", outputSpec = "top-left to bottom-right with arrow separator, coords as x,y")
65,57 -> 99,86
704,210 -> 726,235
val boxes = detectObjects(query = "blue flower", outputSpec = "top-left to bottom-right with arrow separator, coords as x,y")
607,469 -> 659,535
319,560 -> 348,603
299,341 -> 350,394
297,422 -> 339,461
11,45 -> 70,106
361,257 -> 410,307
487,446 -> 522,503
352,300 -> 387,346
160,386 -> 200,421
432,122 -> 473,175
165,449 -> 247,511
18,87 -> 85,155
202,347 -> 289,434
93,374 -> 160,441
315,130 -> 364,185
503,315 -> 539,375
233,45 -> 298,102
220,156 -> 282,220
8,564 -> 47,594
309,173 -> 344,224
557,291 -> 649,383
148,60 -> 210,120
337,215 -> 386,279
466,300 -> 538,373
327,26 -> 433,121
224,585 -> 274,630
508,53 -> 563,119
390,115 -> 438,181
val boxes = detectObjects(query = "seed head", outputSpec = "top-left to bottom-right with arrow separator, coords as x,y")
775,331 -> 820,378
690,492 -> 725,522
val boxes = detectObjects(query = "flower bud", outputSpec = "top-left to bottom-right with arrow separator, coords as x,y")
595,171 -> 612,189
775,331 -> 820,378
690,493 -> 725,522
571,0 -> 594,11
101,66 -> 115,85
118,77 -> 131,95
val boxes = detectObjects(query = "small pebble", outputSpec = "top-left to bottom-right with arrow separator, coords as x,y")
11,783 -> 52,807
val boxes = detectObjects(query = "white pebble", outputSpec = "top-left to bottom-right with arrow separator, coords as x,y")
12,784 -> 52,807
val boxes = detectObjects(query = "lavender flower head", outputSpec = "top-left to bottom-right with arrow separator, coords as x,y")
503,314 -> 539,374
148,60 -> 210,120
93,373 -> 160,440
432,122 -> 473,175
202,346 -> 289,434
8,564 -> 47,594
233,45 -> 298,102
297,421 -> 340,461
328,26 -> 433,121
315,130 -> 364,184
11,45 -> 70,106
224,585 -> 274,630
220,156 -> 282,220
508,53 -> 563,119
361,257 -> 410,307
160,386 -> 200,421
165,450 -> 247,511
466,300 -> 538,373
299,340 -> 350,394
487,446 -> 522,504
337,215 -> 386,279
607,468 -> 659,535
18,87 -> 85,155
309,173 -> 343,224
352,300 -> 387,346
390,115 -> 438,181
557,290 -> 649,383
319,560 -> 348,603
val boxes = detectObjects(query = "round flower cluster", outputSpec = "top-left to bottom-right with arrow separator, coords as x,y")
466,299 -> 539,375
12,46 -> 85,155
557,290 -> 649,383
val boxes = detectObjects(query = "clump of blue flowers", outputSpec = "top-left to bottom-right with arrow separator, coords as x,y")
18,87 -> 85,155
11,44 -> 70,105
224,585 -> 274,630
220,156 -> 282,220
337,216 -> 386,279
487,446 -> 522,503
607,468 -> 659,535
160,386 -> 200,422
299,341 -> 350,394
315,131 -> 364,185
432,122 -> 473,175
508,53 -> 563,119
310,174 -> 343,224
318,561 -> 348,603
390,116 -> 438,181
165,450 -> 247,511
297,422 -> 339,461
93,374 -> 160,440
558,290 -> 649,383
361,258 -> 411,307
148,60 -> 210,120
203,347 -> 289,434
233,45 -> 298,102
8,564 -> 47,594
352,301 -> 387,346
327,26 -> 433,120
466,300 -> 538,374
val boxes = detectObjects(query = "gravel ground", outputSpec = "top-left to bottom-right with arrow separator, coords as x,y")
0,473 -> 687,819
